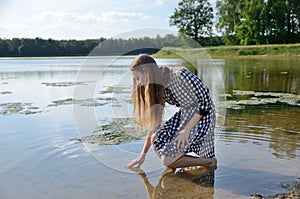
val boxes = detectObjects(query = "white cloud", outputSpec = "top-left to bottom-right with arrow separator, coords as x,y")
131,0 -> 179,6
11,11 -> 153,39
0,0 -> 175,39
154,0 -> 217,6
155,0 -> 164,5
101,12 -> 152,22
155,0 -> 178,5
31,11 -> 151,24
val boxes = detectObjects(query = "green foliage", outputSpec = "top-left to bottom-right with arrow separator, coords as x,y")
0,37 -> 103,57
154,44 -> 300,57
0,34 -> 225,57
235,0 -> 266,45
237,49 -> 260,56
216,0 -> 300,45
216,0 -> 241,45
170,0 -> 214,42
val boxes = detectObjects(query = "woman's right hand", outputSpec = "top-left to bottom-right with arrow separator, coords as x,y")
126,153 -> 147,168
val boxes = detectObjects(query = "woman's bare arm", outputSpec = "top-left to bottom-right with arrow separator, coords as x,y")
126,130 -> 153,168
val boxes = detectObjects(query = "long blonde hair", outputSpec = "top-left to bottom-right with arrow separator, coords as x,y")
130,54 -> 166,130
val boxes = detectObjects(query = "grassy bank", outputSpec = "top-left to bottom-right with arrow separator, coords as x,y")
153,43 -> 300,58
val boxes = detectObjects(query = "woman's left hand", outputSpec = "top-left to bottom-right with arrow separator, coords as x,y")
126,153 -> 146,168
174,130 -> 190,150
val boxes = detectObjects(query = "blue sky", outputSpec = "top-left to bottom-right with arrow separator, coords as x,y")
0,0 -> 217,40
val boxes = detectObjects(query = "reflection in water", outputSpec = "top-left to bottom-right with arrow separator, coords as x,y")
215,58 -> 300,160
224,105 -> 300,159
132,167 -> 215,199
223,58 -> 300,94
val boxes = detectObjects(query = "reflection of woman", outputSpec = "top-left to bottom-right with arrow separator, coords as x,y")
132,167 -> 215,199
126,54 -> 217,169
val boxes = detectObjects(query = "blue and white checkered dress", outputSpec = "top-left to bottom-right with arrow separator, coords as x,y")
153,67 -> 216,158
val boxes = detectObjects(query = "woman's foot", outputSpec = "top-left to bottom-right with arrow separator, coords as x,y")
206,157 -> 217,167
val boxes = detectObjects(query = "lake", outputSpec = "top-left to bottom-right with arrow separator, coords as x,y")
0,56 -> 299,199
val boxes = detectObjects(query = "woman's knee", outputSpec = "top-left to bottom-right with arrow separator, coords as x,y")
161,153 -> 186,169
160,155 -> 176,168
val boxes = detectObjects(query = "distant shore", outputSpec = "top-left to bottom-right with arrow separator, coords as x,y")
153,43 -> 300,58
1,43 -> 300,59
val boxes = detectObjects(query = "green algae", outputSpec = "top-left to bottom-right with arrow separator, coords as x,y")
73,118 -> 147,145
48,98 -> 112,107
42,81 -> 88,87
0,91 -> 12,95
222,90 -> 300,110
99,86 -> 131,94
0,102 -> 41,115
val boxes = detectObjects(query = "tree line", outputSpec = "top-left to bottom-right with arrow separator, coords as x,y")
0,35 -> 223,57
0,38 -> 104,57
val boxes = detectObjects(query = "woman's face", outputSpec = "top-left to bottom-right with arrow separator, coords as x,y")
132,70 -> 147,87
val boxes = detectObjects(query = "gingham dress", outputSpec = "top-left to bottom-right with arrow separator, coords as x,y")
153,67 -> 215,158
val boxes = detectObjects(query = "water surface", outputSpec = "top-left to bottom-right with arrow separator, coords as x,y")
0,57 -> 299,198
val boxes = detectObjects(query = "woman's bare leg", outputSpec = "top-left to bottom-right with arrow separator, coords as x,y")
170,155 -> 217,169
151,134 -> 216,169
161,153 -> 217,169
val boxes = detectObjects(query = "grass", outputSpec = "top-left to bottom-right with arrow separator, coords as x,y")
153,43 -> 300,58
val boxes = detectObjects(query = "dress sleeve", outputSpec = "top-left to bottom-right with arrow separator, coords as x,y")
179,68 -> 212,116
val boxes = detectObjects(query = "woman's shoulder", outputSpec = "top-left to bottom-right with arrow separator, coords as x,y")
167,67 -> 192,82
173,67 -> 196,81
170,67 -> 189,76
166,67 -> 197,87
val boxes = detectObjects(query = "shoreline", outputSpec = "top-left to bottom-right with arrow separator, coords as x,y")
0,44 -> 300,60
153,44 -> 300,59
263,180 -> 300,199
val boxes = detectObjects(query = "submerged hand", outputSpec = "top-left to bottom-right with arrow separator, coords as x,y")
126,153 -> 146,168
174,130 -> 190,150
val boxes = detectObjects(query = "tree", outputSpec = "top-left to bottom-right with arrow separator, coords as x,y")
216,0 -> 242,45
266,0 -> 300,43
235,0 -> 266,45
217,0 -> 300,45
169,0 -> 214,43
0,39 -> 9,56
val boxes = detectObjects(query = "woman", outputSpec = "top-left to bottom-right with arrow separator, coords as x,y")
126,54 -> 217,169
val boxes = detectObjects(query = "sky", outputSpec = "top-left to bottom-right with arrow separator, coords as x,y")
0,0 -> 217,40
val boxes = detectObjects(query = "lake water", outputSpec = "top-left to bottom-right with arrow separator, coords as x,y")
0,56 -> 299,199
